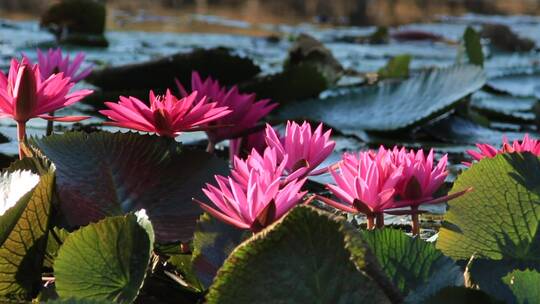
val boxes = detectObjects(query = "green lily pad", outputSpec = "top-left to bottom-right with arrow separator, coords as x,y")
54,213 -> 154,303
191,213 -> 246,289
504,269 -> 540,304
31,131 -> 228,243
241,64 -> 328,103
277,65 -> 485,133
206,206 -> 392,304
361,229 -> 462,303
0,168 -> 54,300
437,153 -> 540,261
87,48 -> 260,91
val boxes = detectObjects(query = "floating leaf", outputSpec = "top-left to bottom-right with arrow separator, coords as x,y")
361,229 -> 462,303
425,116 -> 532,145
241,64 -> 328,103
31,131 -> 228,243
285,33 -> 343,84
191,213 -> 246,289
0,169 -> 54,300
87,48 -> 260,91
504,269 -> 540,304
487,73 -> 540,98
277,65 -> 485,133
437,153 -> 540,261
206,206 -> 392,303
463,26 -> 484,67
378,54 -> 411,79
54,213 -> 154,303
481,24 -> 535,53
470,91 -> 537,122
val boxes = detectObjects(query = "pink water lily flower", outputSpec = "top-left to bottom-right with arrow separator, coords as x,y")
265,121 -> 335,180
230,147 -> 286,189
391,147 -> 449,205
389,147 -> 470,234
195,148 -> 308,232
318,148 -> 403,229
0,58 -> 93,158
36,48 -> 93,82
100,90 -> 231,138
177,72 -> 277,151
466,134 -> 540,165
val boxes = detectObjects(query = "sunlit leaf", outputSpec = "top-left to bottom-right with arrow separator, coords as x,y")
0,168 -> 54,300
361,229 -> 462,303
437,153 -> 540,261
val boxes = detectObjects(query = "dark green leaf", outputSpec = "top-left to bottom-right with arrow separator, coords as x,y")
191,213 -> 245,289
87,48 -> 260,91
465,258 -> 522,303
206,206 -> 391,304
167,254 -> 204,292
44,228 -> 70,269
464,26 -> 484,67
277,65 -> 485,132
0,169 -> 54,300
54,213 -> 154,303
31,131 -> 228,243
504,269 -> 540,304
241,64 -> 328,103
361,229 -> 462,303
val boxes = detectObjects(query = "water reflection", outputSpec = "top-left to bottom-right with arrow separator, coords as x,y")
2,0 -> 540,28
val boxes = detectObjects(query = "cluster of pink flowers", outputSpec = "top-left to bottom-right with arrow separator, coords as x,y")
101,71 -> 278,155
195,121 -> 335,232
0,49 -> 94,159
319,147 -> 470,234
466,134 -> 540,165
